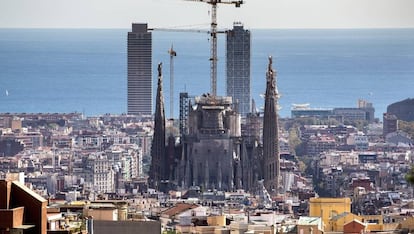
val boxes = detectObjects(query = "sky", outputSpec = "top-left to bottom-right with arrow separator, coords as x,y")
1,0 -> 414,29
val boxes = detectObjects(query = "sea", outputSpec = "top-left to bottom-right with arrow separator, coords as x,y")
0,28 -> 413,119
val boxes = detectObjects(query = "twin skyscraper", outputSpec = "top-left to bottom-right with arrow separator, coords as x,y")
127,24 -> 153,115
127,22 -> 251,116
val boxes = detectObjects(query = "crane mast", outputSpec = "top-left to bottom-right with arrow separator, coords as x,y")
185,0 -> 243,96
210,3 -> 218,96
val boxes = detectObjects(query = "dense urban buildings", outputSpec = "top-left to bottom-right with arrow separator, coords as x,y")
226,22 -> 251,116
127,23 -> 152,115
2,16 -> 414,234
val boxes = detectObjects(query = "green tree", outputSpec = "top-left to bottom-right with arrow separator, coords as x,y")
398,120 -> 414,139
297,160 -> 306,174
406,165 -> 414,185
288,124 -> 301,155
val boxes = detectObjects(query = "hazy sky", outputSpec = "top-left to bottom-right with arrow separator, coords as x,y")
1,0 -> 413,29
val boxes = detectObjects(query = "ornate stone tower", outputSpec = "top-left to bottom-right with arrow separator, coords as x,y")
149,63 -> 166,190
262,56 -> 280,195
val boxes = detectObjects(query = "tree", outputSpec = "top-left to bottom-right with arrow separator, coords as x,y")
288,124 -> 301,155
401,120 -> 414,185
406,166 -> 414,185
399,120 -> 414,139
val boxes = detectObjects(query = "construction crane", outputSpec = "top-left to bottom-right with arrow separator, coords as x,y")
184,0 -> 244,96
168,44 -> 177,119
148,26 -> 228,117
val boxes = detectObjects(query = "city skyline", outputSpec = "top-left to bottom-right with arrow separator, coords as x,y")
1,0 -> 414,29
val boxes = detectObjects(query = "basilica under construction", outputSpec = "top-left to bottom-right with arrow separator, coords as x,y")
149,57 -> 281,195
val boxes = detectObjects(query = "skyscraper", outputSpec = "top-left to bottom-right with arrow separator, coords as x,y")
226,22 -> 251,116
127,23 -> 152,115
262,56 -> 280,195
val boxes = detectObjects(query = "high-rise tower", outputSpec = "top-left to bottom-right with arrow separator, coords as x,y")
226,22 -> 251,116
262,56 -> 280,195
127,23 -> 152,115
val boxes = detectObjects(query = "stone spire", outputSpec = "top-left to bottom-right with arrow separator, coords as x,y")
149,63 -> 166,190
262,56 -> 280,195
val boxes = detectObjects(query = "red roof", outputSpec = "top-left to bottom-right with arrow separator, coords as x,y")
162,203 -> 199,217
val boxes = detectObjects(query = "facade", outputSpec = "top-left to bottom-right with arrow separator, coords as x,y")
127,23 -> 152,115
383,113 -> 398,136
357,99 -> 375,122
1,131 -> 43,149
179,92 -> 195,136
178,94 -> 242,191
297,217 -> 323,234
307,135 -> 336,156
309,197 -> 351,230
330,213 -> 363,232
343,219 -> 366,234
92,220 -> 161,234
333,108 -> 370,122
333,100 -> 375,123
90,156 -> 115,194
75,153 -> 115,195
262,57 -> 280,194
226,22 -> 251,116
174,94 -> 264,192
107,144 -> 141,182
291,100 -> 375,123
347,133 -> 369,151
291,104 -> 333,119
240,110 -> 263,192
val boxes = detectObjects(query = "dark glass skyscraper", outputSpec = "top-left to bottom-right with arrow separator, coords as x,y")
226,22 -> 251,116
127,23 -> 152,115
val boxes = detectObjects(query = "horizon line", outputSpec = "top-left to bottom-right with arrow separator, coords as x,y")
1,26 -> 414,30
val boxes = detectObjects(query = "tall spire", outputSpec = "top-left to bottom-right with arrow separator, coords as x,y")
149,63 -> 166,190
262,56 -> 280,195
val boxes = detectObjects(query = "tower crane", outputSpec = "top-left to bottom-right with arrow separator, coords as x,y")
168,44 -> 177,119
184,0 -> 244,96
